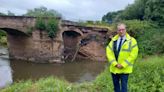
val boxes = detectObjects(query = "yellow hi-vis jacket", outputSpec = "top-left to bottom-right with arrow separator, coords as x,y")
106,33 -> 138,74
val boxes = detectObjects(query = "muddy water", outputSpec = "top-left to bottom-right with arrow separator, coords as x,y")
11,59 -> 107,83
0,46 -> 107,87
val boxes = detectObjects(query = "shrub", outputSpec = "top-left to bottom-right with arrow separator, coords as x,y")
35,17 -> 59,38
138,28 -> 164,56
46,18 -> 59,38
35,17 -> 46,31
123,20 -> 157,38
124,20 -> 163,56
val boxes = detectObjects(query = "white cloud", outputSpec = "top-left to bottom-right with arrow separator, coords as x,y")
0,0 -> 135,21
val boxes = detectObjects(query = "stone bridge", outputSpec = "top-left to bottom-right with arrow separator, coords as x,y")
0,16 -> 36,36
0,16 -> 110,63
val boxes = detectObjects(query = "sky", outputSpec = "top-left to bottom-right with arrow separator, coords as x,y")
0,0 -> 135,21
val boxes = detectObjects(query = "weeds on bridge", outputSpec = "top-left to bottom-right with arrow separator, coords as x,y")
35,17 -> 59,38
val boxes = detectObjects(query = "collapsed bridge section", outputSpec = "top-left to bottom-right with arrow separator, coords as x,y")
61,21 -> 111,62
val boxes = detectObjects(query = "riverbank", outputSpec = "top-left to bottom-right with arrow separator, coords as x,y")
1,55 -> 164,92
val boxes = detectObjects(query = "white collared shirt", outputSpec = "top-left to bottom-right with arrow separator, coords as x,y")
117,35 -> 126,51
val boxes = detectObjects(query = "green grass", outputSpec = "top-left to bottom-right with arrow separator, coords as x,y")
1,55 -> 164,92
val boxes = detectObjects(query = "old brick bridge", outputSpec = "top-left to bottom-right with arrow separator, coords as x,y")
0,16 -> 111,63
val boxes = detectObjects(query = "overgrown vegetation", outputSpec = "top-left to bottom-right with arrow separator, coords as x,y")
102,0 -> 164,26
102,0 -> 164,57
1,55 -> 164,92
26,6 -> 60,38
24,6 -> 62,18
35,17 -> 59,38
94,55 -> 164,92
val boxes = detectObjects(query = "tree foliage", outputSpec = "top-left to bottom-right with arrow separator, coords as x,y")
102,10 -> 123,23
35,17 -> 59,38
24,6 -> 62,18
46,18 -> 59,38
35,17 -> 46,30
119,0 -> 146,20
102,0 -> 164,26
144,0 -> 164,26
24,6 -> 61,38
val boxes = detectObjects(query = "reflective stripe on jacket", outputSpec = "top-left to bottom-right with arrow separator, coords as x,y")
106,33 -> 138,74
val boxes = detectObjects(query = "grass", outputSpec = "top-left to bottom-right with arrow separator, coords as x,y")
1,55 -> 164,92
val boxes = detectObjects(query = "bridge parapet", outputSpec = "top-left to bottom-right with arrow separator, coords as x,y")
0,16 -> 36,34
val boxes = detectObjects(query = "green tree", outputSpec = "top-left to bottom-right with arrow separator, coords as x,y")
102,0 -> 164,26
24,6 -> 62,18
102,10 -> 123,23
144,0 -> 164,26
118,0 -> 147,20
24,6 -> 61,38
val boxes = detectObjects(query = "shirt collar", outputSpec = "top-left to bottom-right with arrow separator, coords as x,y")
119,35 -> 126,40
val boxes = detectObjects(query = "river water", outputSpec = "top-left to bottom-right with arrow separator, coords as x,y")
0,46 -> 107,88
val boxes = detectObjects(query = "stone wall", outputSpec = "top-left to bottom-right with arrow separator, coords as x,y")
8,30 -> 64,63
0,16 -> 36,34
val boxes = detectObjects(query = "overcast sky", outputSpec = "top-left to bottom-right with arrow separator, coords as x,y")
0,0 -> 134,21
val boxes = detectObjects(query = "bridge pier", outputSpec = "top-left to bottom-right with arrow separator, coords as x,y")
7,30 -> 64,63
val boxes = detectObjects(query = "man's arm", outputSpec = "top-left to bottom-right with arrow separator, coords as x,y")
121,38 -> 139,68
106,41 -> 118,67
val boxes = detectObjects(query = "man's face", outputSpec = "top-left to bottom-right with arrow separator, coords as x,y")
117,24 -> 126,37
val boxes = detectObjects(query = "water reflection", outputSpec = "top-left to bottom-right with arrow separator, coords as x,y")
0,46 -> 12,88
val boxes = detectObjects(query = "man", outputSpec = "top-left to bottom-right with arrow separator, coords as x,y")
106,23 -> 138,92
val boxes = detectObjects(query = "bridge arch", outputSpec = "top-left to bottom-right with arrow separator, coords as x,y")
0,28 -> 29,36
62,29 -> 83,60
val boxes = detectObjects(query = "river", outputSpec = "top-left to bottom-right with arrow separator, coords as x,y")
0,46 -> 107,88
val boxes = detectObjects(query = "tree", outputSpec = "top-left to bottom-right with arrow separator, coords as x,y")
24,6 -> 62,18
144,0 -> 164,26
118,0 -> 146,20
25,6 -> 61,38
102,10 -> 123,23
102,0 -> 164,26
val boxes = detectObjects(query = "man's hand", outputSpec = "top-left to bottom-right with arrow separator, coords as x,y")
116,64 -> 123,69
